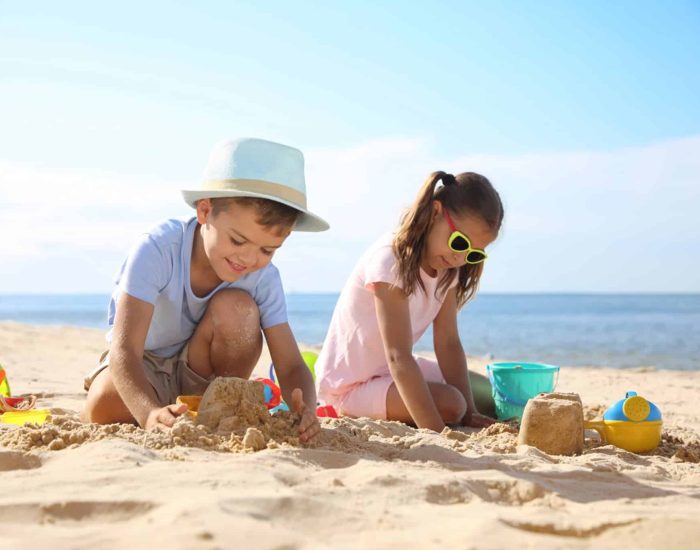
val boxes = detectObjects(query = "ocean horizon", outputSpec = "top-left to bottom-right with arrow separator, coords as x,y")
1,292 -> 698,371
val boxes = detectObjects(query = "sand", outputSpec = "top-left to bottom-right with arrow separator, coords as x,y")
1,321 -> 699,549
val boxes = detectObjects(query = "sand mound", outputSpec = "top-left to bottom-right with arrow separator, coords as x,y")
2,375 -> 697,467
0,377 -> 305,454
653,426 -> 700,463
0,413 -> 523,460
0,376 -> 523,459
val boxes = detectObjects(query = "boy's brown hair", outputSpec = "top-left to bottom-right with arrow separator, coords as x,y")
209,197 -> 300,233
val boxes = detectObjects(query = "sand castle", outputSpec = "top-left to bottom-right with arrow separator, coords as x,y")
518,392 -> 585,455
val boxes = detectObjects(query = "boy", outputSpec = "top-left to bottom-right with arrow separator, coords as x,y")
82,138 -> 329,442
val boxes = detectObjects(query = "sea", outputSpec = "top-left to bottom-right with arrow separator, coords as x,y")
1,293 -> 698,371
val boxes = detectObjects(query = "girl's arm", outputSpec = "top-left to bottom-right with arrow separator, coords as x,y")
373,282 -> 445,432
433,288 -> 492,427
433,288 -> 476,411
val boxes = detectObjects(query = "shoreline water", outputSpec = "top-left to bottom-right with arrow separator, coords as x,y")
2,292 -> 699,370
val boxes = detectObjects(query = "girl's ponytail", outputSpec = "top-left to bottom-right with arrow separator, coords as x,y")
393,171 -> 450,298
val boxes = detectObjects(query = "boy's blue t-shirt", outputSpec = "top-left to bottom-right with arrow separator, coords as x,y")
107,217 -> 288,357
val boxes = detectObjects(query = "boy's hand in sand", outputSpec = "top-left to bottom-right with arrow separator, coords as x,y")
145,403 -> 188,431
462,410 -> 496,429
291,388 -> 320,442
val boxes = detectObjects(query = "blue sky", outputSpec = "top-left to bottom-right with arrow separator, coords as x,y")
1,1 -> 699,293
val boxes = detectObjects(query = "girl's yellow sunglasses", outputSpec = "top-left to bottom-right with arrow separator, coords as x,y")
443,209 -> 488,264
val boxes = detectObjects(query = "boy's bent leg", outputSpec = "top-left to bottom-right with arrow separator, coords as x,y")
187,289 -> 263,381
82,368 -> 138,425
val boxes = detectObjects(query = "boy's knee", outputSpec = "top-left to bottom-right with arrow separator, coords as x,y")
437,386 -> 467,424
82,371 -> 134,425
82,393 -> 111,424
207,289 -> 260,332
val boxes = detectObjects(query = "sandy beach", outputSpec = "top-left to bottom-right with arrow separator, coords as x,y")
1,321 -> 699,549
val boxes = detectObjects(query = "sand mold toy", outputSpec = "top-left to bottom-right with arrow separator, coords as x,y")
0,367 -> 50,426
584,391 -> 662,452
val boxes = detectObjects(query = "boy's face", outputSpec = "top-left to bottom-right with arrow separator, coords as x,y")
196,199 -> 292,282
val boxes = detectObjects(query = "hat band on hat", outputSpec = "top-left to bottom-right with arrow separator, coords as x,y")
202,179 -> 307,209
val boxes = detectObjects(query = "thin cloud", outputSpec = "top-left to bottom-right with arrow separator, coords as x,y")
1,134 -> 698,292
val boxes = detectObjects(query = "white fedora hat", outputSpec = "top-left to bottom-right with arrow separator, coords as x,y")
182,138 -> 329,232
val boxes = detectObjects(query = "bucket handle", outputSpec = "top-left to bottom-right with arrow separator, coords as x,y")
487,367 -> 560,408
487,369 -> 528,407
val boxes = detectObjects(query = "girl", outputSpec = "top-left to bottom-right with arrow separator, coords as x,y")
316,171 -> 503,432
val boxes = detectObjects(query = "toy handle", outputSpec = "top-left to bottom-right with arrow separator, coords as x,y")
583,420 -> 607,444
255,378 -> 282,409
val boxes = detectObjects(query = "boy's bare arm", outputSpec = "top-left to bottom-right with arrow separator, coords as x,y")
110,292 -> 168,427
264,323 -> 319,441
265,323 -> 316,408
373,283 -> 445,433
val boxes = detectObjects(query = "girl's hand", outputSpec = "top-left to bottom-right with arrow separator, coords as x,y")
291,388 -> 320,443
462,409 -> 496,429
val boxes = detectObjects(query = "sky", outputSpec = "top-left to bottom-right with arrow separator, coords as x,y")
1,1 -> 699,293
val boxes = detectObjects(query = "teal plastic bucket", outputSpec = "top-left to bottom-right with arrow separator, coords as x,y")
486,362 -> 560,420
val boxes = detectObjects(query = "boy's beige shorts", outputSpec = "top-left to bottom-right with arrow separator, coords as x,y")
83,344 -> 212,406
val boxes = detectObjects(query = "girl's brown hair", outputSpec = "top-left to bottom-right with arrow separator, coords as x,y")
393,171 -> 504,308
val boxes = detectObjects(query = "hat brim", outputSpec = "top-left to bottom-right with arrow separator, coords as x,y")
181,189 -> 329,232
